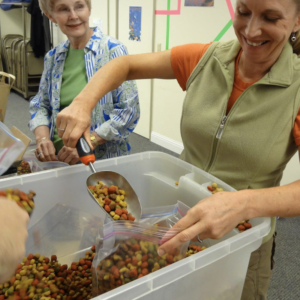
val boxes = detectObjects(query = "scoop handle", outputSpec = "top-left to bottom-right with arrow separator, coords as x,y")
76,135 -> 95,166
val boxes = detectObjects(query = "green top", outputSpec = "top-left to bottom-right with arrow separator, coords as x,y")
53,47 -> 88,153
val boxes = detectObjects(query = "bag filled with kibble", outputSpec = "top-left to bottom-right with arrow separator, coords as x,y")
92,220 -> 189,296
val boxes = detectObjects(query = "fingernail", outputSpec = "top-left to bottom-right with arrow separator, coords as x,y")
157,249 -> 165,257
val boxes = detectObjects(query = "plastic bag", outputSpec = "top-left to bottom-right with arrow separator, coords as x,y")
26,203 -> 103,265
92,220 -> 189,296
140,201 -> 190,227
23,149 -> 68,172
0,122 -> 25,175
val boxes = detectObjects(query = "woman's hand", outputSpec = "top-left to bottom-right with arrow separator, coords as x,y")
56,100 -> 92,149
157,191 -> 249,256
0,198 -> 29,284
57,146 -> 80,165
35,138 -> 57,162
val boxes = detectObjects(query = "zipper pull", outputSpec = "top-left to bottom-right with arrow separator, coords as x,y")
216,116 -> 227,139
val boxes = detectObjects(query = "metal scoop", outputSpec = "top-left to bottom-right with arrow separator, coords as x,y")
76,135 -> 141,221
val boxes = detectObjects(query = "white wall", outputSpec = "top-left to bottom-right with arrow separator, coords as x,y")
0,7 -> 31,39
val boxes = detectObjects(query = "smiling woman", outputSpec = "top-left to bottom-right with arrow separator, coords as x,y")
53,0 -> 300,299
28,0 -> 140,165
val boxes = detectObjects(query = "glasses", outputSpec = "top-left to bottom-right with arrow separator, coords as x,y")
53,2 -> 88,16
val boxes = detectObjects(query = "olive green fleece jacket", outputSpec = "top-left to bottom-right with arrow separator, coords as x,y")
180,40 -> 300,242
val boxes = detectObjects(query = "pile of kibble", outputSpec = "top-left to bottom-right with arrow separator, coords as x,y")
93,238 -> 207,295
17,161 -> 31,176
0,246 -> 96,300
0,189 -> 35,215
88,182 -> 135,221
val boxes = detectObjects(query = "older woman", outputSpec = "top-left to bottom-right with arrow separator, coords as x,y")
56,0 -> 300,299
29,0 -> 140,165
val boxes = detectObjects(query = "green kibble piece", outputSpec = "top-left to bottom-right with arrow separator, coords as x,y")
124,278 -> 131,284
148,258 -> 154,266
159,259 -> 166,267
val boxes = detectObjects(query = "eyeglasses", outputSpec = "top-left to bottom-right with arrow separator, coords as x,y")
53,2 -> 88,16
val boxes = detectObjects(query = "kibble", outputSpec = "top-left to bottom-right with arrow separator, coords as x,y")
88,182 -> 135,221
0,189 -> 35,216
207,182 -> 223,194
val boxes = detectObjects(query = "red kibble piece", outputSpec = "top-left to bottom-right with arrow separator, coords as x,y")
44,257 -> 50,264
86,261 -> 92,267
207,186 -> 213,192
51,255 -> 57,262
141,268 -> 149,276
27,254 -> 34,260
131,244 -> 140,251
60,290 -> 65,294
129,269 -> 138,278
84,280 -> 92,286
125,258 -> 131,265
238,225 -> 246,231
82,265 -> 88,270
244,222 -> 252,229
131,257 -> 138,266
91,245 -> 96,252
32,279 -> 39,286
79,259 -> 85,265
115,208 -> 123,216
43,265 -> 49,271
141,262 -> 148,268
128,215 -> 135,221
0,190 -> 7,197
71,265 -> 77,271
104,198 -> 111,205
52,294 -> 57,298
142,255 -> 148,262
104,205 -> 111,212
10,276 -> 16,285
108,186 -> 116,194
121,209 -> 128,214
137,274 -> 143,279
121,214 -> 128,220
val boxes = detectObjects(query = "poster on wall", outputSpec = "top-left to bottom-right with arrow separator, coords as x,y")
184,0 -> 214,6
129,6 -> 142,41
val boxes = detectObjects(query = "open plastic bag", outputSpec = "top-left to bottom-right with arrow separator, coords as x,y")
0,122 -> 25,175
140,201 -> 190,227
92,220 -> 189,296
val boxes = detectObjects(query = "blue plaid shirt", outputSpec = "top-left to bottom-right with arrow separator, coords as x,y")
29,27 -> 140,159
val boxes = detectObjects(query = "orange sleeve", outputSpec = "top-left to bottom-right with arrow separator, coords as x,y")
171,42 -> 213,91
293,108 -> 300,146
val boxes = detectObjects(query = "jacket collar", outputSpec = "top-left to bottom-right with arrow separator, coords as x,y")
55,26 -> 103,60
214,40 -> 296,87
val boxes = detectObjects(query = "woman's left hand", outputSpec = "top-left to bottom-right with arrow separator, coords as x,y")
57,146 -> 80,165
157,191 -> 249,256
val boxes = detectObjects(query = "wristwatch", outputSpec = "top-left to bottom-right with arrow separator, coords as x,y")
90,134 -> 99,147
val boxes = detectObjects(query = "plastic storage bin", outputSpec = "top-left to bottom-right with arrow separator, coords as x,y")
0,152 -> 271,300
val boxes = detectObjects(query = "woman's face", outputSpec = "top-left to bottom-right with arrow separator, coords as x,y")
48,0 -> 91,42
233,0 -> 300,64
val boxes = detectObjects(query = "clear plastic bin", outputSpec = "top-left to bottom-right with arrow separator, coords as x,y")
0,151 -> 271,300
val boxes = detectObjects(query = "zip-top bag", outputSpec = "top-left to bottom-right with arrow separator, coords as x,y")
92,220 -> 189,296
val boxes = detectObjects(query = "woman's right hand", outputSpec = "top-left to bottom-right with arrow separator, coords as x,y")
35,138 -> 58,162
0,197 -> 29,284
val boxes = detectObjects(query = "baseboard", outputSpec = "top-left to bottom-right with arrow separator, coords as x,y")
151,132 -> 184,155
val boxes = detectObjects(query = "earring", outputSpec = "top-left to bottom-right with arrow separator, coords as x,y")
291,32 -> 297,42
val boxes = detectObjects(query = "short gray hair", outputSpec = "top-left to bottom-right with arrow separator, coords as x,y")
38,0 -> 91,15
